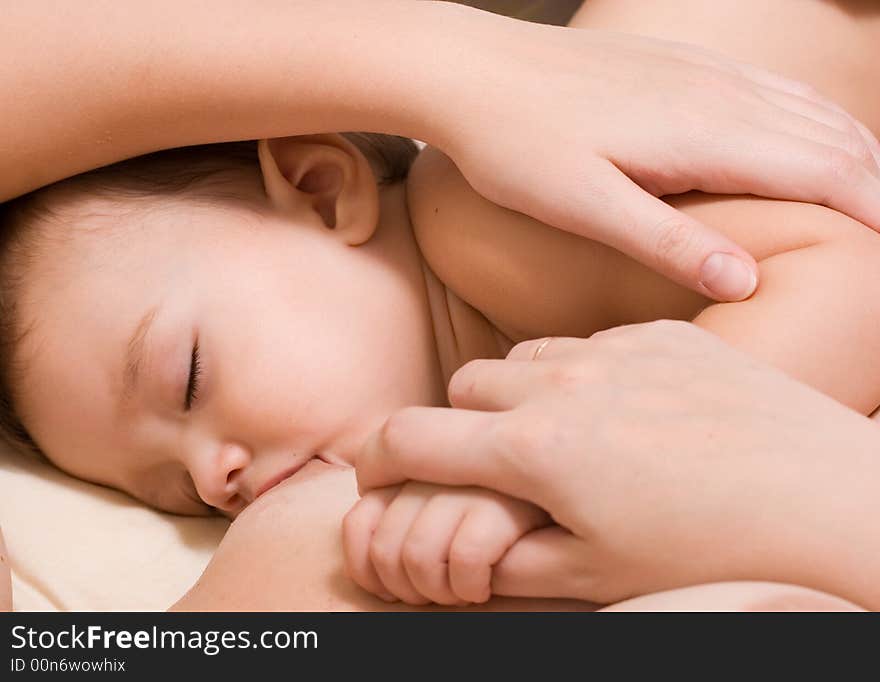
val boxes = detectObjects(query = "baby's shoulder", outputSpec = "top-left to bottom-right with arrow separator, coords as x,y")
666,192 -> 876,259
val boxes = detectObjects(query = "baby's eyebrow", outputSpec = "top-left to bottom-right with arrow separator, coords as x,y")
121,305 -> 159,407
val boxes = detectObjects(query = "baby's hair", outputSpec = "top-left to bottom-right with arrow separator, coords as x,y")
0,133 -> 419,458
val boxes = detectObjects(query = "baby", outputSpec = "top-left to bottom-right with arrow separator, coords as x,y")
2,0 -> 880,606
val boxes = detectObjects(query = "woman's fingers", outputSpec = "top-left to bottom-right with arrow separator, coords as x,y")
504,336 -> 588,362
735,60 -> 880,165
447,358 -> 537,411
844,116 -> 880,173
664,44 -> 880,177
357,407 -> 527,497
560,163 -> 759,302
359,339 -> 600,498
459,27 -> 880,306
449,338 -> 591,409
540,119 -> 880,302
448,338 -> 596,408
727,131 -> 880,230
757,89 -> 879,173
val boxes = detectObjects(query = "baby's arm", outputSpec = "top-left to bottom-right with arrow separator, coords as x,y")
343,481 -> 549,605
681,196 -> 880,414
412,147 -> 880,414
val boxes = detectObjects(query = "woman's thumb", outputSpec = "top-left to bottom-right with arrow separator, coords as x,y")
604,172 -> 759,301
547,163 -> 759,302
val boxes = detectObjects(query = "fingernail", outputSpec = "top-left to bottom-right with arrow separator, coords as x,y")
699,252 -> 757,301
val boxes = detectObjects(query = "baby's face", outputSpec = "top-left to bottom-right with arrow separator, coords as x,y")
16,187 -> 442,516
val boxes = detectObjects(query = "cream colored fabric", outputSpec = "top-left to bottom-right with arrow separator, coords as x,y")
0,444 -> 227,611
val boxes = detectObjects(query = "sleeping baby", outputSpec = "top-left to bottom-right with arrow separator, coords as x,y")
2,0 -> 880,607
1,126 -> 878,600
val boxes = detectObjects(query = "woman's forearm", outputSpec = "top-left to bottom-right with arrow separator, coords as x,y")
0,0 -> 482,201
750,414 -> 880,610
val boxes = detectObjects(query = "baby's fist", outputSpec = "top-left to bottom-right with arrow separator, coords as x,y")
342,482 -> 549,605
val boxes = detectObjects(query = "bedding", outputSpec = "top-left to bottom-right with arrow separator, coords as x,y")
0,444 -> 227,611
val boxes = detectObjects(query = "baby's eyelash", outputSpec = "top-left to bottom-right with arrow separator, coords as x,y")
184,340 -> 201,411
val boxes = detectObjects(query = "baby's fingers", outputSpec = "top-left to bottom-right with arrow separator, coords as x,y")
368,489 -> 432,605
401,496 -> 469,606
341,488 -> 398,603
449,501 -> 551,604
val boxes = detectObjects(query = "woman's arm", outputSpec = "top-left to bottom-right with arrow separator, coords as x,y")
1,0 -> 449,202
6,2 -> 880,301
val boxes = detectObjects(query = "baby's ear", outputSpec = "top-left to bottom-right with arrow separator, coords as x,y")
258,134 -> 380,246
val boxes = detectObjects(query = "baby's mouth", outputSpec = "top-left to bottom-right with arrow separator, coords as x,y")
253,460 -> 311,501
251,453 -> 339,502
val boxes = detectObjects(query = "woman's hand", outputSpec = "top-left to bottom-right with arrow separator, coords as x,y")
436,14 -> 880,301
6,3 -> 879,304
356,321 -> 880,608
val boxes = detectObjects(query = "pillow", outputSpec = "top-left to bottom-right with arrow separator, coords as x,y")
0,444 -> 227,611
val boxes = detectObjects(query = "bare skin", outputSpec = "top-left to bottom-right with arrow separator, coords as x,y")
4,1 -> 880,299
6,0 -> 880,608
183,0 -> 880,611
355,325 -> 879,611
346,0 -> 880,606
409,0 -> 880,412
171,461 -> 865,612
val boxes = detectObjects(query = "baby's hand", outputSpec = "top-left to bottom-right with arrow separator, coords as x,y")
342,482 -> 549,606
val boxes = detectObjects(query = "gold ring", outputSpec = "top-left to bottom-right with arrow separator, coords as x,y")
531,337 -> 553,361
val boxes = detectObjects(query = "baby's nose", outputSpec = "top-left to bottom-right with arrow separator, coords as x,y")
191,442 -> 251,512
